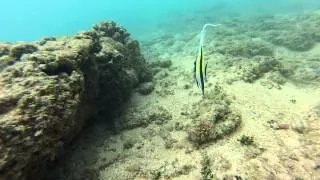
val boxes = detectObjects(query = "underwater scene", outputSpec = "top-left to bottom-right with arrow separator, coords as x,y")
0,0 -> 320,180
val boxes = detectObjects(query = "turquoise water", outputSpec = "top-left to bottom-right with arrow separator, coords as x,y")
1,0 -> 320,42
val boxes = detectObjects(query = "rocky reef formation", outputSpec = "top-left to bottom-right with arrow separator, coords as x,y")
0,21 -> 151,180
144,10 -> 320,87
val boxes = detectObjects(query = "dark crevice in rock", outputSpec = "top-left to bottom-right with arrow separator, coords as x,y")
0,98 -> 17,115
42,62 -> 74,76
0,159 -> 17,174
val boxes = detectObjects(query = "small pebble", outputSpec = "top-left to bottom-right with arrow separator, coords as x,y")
275,123 -> 290,130
312,162 -> 320,169
268,120 -> 290,130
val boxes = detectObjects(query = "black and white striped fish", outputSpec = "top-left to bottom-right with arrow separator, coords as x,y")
194,44 -> 208,96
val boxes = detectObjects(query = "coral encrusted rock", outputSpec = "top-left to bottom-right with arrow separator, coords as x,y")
0,21 -> 152,180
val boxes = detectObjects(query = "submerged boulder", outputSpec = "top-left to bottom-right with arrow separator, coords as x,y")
0,21 -> 152,180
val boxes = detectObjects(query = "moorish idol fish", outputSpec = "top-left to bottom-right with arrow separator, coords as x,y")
194,23 -> 220,96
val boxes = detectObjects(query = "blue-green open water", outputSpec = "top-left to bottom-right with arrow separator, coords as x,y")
1,0 -> 320,42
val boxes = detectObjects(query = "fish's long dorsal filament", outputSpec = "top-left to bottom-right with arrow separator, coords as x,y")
199,23 -> 221,48
194,23 -> 221,96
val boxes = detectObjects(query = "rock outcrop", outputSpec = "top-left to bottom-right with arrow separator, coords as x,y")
0,21 -> 152,180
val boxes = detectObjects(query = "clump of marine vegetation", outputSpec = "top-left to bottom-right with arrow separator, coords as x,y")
237,56 -> 285,84
200,152 -> 217,180
238,135 -> 254,146
200,151 -> 245,180
187,84 -> 241,146
0,21 -> 152,180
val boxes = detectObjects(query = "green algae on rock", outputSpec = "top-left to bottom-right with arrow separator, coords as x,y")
0,21 -> 152,180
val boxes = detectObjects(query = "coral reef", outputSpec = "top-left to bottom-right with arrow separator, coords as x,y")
0,21 -> 151,180
266,30 -> 315,51
215,38 -> 274,57
239,56 -> 283,83
191,11 -> 320,86
188,84 -> 241,146
238,11 -> 320,52
254,11 -> 320,51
